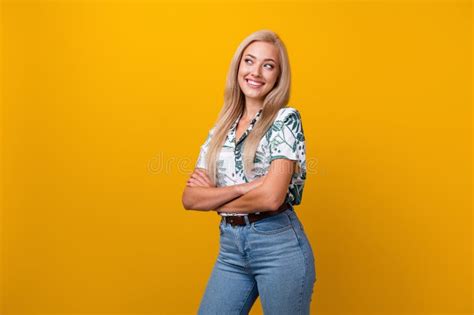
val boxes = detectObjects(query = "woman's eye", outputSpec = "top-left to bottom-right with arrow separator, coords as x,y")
244,58 -> 273,69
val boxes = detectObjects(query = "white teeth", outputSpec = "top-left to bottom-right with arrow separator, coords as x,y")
246,79 -> 264,86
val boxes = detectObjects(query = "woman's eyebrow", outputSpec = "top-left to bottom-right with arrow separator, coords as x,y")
245,54 -> 276,63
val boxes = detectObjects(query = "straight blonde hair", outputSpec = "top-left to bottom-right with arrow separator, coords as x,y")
205,30 -> 292,185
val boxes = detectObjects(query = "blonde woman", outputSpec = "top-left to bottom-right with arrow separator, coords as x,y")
182,30 -> 316,315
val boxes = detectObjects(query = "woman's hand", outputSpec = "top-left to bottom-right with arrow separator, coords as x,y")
186,168 -> 215,188
216,175 -> 267,213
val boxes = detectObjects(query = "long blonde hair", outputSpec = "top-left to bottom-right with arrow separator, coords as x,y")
206,29 -> 292,185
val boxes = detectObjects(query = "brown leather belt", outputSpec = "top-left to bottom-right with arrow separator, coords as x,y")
218,202 -> 292,227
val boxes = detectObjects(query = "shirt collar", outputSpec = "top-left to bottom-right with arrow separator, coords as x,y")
231,108 -> 263,130
230,108 -> 263,145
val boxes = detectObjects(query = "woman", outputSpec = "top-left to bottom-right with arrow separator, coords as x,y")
182,29 -> 316,315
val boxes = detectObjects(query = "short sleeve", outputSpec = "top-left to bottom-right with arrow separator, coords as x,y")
269,109 -> 305,162
195,126 -> 215,170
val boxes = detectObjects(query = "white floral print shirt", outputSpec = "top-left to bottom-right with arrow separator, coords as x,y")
195,106 -> 306,216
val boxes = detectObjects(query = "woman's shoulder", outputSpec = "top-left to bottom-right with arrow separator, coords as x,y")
276,106 -> 301,122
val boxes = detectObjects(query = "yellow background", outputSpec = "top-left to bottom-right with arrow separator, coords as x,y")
1,0 -> 472,314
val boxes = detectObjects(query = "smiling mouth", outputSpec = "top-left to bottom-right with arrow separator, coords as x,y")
246,78 -> 265,88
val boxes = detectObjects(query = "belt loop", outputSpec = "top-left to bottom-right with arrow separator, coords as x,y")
244,215 -> 250,226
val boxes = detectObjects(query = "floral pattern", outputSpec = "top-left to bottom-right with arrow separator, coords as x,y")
195,106 -> 306,216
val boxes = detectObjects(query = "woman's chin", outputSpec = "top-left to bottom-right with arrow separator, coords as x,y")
242,90 -> 265,100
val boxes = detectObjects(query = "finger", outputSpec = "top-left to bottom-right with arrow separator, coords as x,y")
188,178 -> 199,185
188,178 -> 201,185
189,177 -> 209,187
194,169 -> 213,186
192,172 -> 212,186
192,170 -> 207,183
191,174 -> 208,187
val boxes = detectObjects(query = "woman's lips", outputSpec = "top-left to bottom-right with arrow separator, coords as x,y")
246,79 -> 265,89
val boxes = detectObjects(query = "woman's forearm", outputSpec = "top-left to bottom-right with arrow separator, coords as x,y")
182,182 -> 255,211
215,185 -> 280,214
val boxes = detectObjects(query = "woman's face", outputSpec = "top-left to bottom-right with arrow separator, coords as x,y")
237,41 -> 280,104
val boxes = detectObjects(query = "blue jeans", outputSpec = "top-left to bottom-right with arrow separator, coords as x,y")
198,208 -> 316,315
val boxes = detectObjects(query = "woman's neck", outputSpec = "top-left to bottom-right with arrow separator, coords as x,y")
242,99 -> 263,120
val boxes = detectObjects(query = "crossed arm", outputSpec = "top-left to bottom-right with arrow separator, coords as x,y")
181,158 -> 295,214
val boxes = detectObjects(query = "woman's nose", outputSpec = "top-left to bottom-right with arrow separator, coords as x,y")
251,65 -> 262,77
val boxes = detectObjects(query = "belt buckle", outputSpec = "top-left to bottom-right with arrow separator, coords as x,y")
225,215 -> 249,227
224,216 -> 237,227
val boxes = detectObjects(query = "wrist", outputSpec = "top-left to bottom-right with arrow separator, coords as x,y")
235,182 -> 249,195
